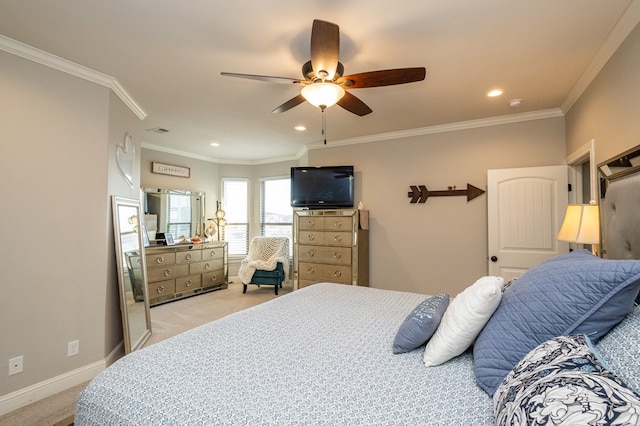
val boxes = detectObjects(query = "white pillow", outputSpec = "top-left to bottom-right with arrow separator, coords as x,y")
423,276 -> 504,367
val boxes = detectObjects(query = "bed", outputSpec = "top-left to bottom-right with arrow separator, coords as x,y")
76,173 -> 640,425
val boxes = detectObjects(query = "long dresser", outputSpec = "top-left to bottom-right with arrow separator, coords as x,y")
145,241 -> 228,306
293,209 -> 369,290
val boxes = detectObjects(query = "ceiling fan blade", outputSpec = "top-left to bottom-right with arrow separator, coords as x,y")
310,20 -> 340,80
337,67 -> 426,89
221,72 -> 302,84
337,91 -> 373,116
272,94 -> 306,114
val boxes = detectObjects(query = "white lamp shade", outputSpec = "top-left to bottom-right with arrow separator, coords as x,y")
301,83 -> 345,108
557,204 -> 600,244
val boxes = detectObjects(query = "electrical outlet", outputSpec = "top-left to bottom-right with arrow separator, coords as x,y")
68,340 -> 79,357
9,356 -> 23,375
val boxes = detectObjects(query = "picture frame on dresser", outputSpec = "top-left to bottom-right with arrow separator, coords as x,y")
165,233 -> 175,246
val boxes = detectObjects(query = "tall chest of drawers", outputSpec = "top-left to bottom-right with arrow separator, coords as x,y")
293,209 -> 369,290
145,242 -> 228,306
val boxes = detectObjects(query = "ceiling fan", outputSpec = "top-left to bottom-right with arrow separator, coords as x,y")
221,19 -> 426,117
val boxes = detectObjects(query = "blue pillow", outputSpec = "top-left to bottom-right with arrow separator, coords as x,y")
474,250 -> 640,396
393,293 -> 449,354
494,334 -> 640,425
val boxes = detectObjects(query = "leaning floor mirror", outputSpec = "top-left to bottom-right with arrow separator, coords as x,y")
112,196 -> 152,353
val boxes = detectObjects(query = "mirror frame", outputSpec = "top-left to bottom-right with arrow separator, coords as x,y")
598,145 -> 640,181
112,195 -> 152,353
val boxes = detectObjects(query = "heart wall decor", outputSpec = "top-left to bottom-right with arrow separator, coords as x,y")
116,133 -> 135,188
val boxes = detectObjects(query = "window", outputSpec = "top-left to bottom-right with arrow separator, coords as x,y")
222,179 -> 249,256
167,193 -> 191,238
260,177 -> 293,253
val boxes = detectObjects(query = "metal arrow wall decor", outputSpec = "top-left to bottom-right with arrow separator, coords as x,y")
408,183 -> 485,203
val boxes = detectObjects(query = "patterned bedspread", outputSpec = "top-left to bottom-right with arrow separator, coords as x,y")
75,283 -> 494,425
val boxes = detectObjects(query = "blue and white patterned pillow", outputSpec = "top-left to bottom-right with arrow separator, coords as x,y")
392,293 -> 449,354
494,334 -> 640,426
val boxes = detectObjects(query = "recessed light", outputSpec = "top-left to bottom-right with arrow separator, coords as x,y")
294,125 -> 306,131
488,89 -> 503,97
210,142 -> 220,147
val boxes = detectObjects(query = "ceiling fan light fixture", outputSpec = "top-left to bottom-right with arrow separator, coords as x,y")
301,82 -> 345,109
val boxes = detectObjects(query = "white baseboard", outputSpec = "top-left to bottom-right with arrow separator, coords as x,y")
0,342 -> 124,416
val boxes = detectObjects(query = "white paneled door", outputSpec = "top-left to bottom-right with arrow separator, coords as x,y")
488,166 -> 569,280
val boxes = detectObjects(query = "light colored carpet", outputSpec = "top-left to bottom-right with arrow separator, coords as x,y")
0,281 -> 291,426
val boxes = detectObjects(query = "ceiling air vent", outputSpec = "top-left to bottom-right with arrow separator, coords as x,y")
147,127 -> 169,134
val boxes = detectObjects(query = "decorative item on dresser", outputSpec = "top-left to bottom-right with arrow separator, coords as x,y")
145,242 -> 228,306
293,209 -> 369,289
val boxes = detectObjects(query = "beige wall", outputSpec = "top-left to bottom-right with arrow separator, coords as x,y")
566,22 -> 640,165
140,149 -> 222,220
0,51 -> 142,402
309,118 -> 566,295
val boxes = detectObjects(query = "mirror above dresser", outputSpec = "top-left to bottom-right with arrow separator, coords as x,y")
142,188 -> 205,243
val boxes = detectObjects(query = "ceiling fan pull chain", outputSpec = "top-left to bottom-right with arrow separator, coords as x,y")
322,107 -> 327,145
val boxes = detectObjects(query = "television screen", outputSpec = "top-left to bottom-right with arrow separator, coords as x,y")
290,166 -> 354,209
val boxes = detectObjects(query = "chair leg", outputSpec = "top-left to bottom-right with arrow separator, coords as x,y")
243,284 -> 247,294
274,284 -> 278,295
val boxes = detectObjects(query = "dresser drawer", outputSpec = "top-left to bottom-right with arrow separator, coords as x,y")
298,279 -> 317,289
203,270 -> 225,287
176,275 -> 202,292
146,252 -> 176,267
297,245 -> 351,265
147,263 -> 189,283
175,250 -> 202,264
298,216 -> 326,230
298,262 -> 351,284
298,230 -> 325,245
201,247 -> 224,260
323,231 -> 352,247
148,279 -> 176,300
190,259 -> 224,274
324,216 -> 353,231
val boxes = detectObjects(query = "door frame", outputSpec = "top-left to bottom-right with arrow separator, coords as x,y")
565,139 -> 598,253
566,138 -> 597,204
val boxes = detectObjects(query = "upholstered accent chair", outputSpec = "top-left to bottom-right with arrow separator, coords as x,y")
238,237 -> 289,295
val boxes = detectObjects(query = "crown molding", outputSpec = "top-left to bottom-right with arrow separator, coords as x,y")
0,35 -> 146,120
307,108 -> 564,151
561,0 -> 640,113
141,141 -> 304,165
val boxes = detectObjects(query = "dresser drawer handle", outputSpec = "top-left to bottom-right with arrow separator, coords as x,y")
334,235 -> 342,242
334,271 -> 342,278
185,280 -> 193,287
306,250 -> 315,257
334,252 -> 341,259
209,274 -> 217,282
155,256 -> 165,264
307,220 -> 315,227
186,253 -> 192,260
157,286 -> 165,294
210,250 -> 216,257
306,267 -> 315,274
204,263 -> 211,269
307,235 -> 315,241
333,221 -> 342,228
136,259 -> 142,266
163,269 -> 172,277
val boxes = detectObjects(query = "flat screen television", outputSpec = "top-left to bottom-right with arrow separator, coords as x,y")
290,165 -> 354,209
